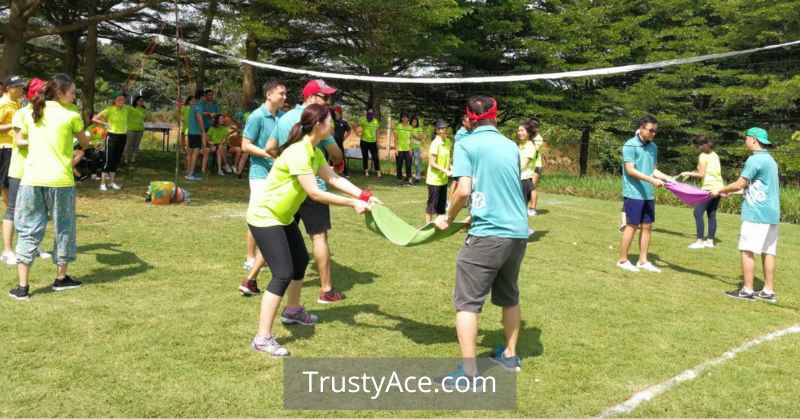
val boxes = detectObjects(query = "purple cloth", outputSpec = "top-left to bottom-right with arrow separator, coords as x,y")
665,181 -> 712,206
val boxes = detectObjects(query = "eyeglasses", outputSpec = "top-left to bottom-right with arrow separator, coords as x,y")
645,128 -> 657,134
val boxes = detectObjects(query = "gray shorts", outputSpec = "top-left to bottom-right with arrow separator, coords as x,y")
454,235 -> 527,313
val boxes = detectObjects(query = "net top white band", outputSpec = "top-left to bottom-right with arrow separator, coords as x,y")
158,35 -> 800,84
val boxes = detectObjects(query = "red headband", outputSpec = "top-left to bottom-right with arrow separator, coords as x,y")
26,78 -> 46,101
465,98 -> 498,122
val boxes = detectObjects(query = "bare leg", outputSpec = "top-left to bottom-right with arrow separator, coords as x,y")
2,219 -> 14,255
17,262 -> 30,287
246,229 -> 257,261
56,263 -> 68,279
256,291 -> 283,337
311,232 -> 332,293
502,304 -> 520,357
637,223 -> 652,264
456,311 -> 479,376
284,280 -> 304,309
741,251 -> 755,290
618,224 -> 637,262
762,254 -> 776,293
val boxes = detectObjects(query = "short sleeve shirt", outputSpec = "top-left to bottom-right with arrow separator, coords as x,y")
272,105 -> 336,191
519,141 -> 537,180
359,118 -> 379,143
426,136 -> 452,186
621,135 -> 657,200
395,122 -> 414,152
101,105 -> 129,134
699,151 -> 724,191
740,151 -> 780,224
20,101 -> 83,187
0,94 -> 22,148
243,104 -> 282,179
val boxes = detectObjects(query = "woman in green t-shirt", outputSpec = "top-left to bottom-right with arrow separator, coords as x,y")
204,114 -> 232,176
424,120 -> 452,223
248,104 -> 379,357
124,96 -> 147,165
680,136 -> 724,249
9,74 -> 91,301
92,92 -> 129,191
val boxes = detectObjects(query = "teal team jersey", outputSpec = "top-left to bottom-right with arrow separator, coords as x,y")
243,104 -> 282,179
621,135 -> 657,200
740,151 -> 781,224
452,125 -> 528,239
271,104 -> 337,191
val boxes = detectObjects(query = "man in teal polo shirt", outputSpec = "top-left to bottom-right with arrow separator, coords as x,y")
238,80 -> 286,296
617,115 -> 674,273
265,79 -> 345,307
435,95 -> 529,379
713,127 -> 781,303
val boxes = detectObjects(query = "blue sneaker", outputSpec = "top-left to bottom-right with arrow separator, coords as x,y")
490,346 -> 521,372
440,364 -> 482,392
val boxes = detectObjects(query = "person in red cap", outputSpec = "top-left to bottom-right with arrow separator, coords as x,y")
264,79 -> 347,307
0,75 -> 28,265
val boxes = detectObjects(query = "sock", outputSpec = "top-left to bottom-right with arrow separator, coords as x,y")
742,287 -> 754,294
762,288 -> 774,295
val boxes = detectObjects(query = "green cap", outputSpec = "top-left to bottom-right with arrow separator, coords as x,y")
745,127 -> 770,145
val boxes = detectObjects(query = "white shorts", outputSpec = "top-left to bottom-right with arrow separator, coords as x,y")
738,221 -> 778,256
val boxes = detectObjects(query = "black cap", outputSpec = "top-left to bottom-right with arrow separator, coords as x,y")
435,119 -> 448,129
3,75 -> 27,88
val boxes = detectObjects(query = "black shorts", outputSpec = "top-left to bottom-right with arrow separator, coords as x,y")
426,184 -> 448,215
0,148 -> 12,189
521,178 -> 534,203
623,198 -> 656,225
294,198 -> 331,235
454,235 -> 527,313
188,134 -> 203,149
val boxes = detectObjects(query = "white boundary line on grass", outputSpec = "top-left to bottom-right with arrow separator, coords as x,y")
596,324 -> 800,418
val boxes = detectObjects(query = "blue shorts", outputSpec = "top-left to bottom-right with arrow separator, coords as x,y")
623,198 -> 655,225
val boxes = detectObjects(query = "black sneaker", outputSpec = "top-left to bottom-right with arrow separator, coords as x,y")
9,285 -> 30,300
52,275 -> 82,291
755,290 -> 777,304
725,288 -> 755,301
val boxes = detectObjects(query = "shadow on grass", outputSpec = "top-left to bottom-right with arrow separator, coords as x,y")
303,260 -> 378,293
640,253 -> 739,286
304,303 -> 544,360
531,209 -> 550,216
30,242 -> 152,297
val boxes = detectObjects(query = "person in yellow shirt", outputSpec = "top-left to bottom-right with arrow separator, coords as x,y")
393,112 -> 415,184
0,75 -> 27,265
529,120 -> 545,216
9,74 -> 91,301
409,115 -> 424,183
679,136 -> 724,249
358,108 -> 381,177
124,95 -> 147,165
425,120 -> 452,223
247,104 -> 378,356
204,114 -> 232,176
92,92 -> 130,191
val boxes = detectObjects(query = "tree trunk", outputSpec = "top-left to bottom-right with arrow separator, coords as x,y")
81,8 -> 98,125
195,0 -> 219,92
579,126 -> 591,177
241,32 -> 258,109
0,0 -> 36,78
61,31 -> 82,78
367,84 -> 382,119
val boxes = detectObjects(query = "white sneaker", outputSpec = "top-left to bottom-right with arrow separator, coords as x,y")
1,251 -> 17,265
110,183 -> 122,190
688,240 -> 705,249
528,209 -> 538,217
528,228 -> 535,237
38,249 -> 52,260
217,170 -> 225,176
636,261 -> 662,273
99,184 -> 108,192
704,239 -> 715,248
617,260 -> 640,272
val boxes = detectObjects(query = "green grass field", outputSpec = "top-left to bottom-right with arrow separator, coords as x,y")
1,148 -> 799,417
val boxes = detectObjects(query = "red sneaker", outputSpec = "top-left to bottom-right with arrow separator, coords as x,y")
317,289 -> 346,304
238,279 -> 261,296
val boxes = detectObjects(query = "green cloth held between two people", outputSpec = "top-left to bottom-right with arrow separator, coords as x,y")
365,204 -> 467,246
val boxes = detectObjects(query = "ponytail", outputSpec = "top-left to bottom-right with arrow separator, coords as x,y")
32,87 -> 48,123
278,103 -> 331,155
32,73 -> 74,124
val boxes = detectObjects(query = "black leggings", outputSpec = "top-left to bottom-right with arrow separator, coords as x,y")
694,196 -> 720,240
248,222 -> 309,297
360,141 -> 380,172
103,133 -> 127,173
396,151 -> 412,179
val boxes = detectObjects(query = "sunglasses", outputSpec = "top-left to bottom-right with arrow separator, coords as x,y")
645,128 -> 657,134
